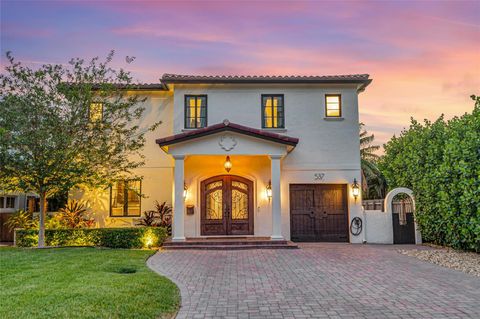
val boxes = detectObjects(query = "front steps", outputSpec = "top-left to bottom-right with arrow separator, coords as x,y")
162,237 -> 299,250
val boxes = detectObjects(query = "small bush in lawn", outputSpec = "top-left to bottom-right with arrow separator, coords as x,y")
114,267 -> 137,274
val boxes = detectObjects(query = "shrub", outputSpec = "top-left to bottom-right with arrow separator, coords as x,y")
379,95 -> 480,251
6,210 -> 37,231
15,227 -> 168,248
136,201 -> 172,235
57,200 -> 94,228
136,211 -> 158,227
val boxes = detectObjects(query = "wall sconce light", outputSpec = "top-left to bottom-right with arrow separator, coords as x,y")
224,156 -> 232,172
266,180 -> 272,201
352,178 -> 360,201
183,183 -> 188,200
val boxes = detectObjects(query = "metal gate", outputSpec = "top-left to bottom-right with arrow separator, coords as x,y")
392,197 -> 415,244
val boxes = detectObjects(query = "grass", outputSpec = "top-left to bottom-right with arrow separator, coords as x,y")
0,247 -> 180,319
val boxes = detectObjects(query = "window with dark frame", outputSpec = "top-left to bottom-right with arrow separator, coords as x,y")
325,94 -> 342,117
185,95 -> 207,128
6,196 -> 15,208
262,94 -> 284,128
89,102 -> 104,122
110,180 -> 141,217
0,197 -> 4,209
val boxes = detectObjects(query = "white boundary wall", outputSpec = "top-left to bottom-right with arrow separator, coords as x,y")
362,187 -> 422,244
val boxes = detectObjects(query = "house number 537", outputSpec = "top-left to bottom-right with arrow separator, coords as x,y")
314,173 -> 325,181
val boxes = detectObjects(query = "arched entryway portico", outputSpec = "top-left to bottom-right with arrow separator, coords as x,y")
156,121 -> 299,241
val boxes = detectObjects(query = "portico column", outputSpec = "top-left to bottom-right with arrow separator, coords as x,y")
172,155 -> 185,241
270,155 -> 283,240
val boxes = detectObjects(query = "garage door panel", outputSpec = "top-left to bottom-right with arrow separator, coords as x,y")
290,184 -> 348,242
291,214 -> 316,241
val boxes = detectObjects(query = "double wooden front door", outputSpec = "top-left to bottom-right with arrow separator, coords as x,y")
201,175 -> 254,236
290,184 -> 348,242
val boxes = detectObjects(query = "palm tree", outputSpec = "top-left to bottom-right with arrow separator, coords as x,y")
359,123 -> 387,199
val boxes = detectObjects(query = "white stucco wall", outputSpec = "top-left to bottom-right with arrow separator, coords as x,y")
76,83 -> 364,241
172,83 -> 361,170
363,210 -> 393,244
74,90 -> 175,227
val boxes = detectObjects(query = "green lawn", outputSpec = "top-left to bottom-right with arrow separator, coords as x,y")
0,247 -> 180,319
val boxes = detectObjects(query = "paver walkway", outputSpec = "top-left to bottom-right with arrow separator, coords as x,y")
147,243 -> 480,319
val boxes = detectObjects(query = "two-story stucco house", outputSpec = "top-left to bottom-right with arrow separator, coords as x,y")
75,73 -> 371,244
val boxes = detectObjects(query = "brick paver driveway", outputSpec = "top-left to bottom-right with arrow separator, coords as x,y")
148,244 -> 480,319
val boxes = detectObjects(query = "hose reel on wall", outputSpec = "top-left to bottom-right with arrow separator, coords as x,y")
350,217 -> 363,236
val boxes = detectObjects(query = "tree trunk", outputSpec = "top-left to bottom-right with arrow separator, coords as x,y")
38,192 -> 47,248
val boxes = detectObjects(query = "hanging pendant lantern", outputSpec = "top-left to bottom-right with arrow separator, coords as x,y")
224,156 -> 232,172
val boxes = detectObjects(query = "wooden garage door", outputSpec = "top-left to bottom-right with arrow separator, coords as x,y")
290,184 -> 348,242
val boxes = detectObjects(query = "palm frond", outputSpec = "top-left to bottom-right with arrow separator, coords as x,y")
359,123 -> 387,199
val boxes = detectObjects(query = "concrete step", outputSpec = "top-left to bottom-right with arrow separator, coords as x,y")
162,237 -> 299,250
163,239 -> 289,246
162,242 -> 299,250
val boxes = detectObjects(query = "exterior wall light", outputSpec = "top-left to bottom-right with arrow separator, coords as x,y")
266,180 -> 272,201
352,178 -> 360,201
183,183 -> 188,200
224,156 -> 232,172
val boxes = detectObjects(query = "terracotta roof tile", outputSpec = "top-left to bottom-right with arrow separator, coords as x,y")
162,73 -> 370,81
161,73 -> 372,91
156,121 -> 299,148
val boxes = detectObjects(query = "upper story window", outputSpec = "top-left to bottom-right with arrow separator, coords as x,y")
185,95 -> 207,129
110,179 -> 141,217
262,94 -> 284,128
89,102 -> 103,122
325,94 -> 342,117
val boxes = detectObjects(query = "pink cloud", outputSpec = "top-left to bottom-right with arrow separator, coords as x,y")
112,25 -> 237,45
1,23 -> 55,38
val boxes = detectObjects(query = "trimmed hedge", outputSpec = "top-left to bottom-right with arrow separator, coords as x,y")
15,227 -> 168,248
379,95 -> 480,251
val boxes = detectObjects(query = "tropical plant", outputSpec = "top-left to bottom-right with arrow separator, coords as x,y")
5,210 -> 37,231
379,95 -> 480,251
359,123 -> 387,199
0,51 -> 161,247
136,201 -> 172,234
154,201 -> 172,230
57,200 -> 94,228
136,211 -> 158,227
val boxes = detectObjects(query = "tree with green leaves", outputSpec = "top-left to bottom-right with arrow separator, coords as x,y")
379,96 -> 480,251
0,51 -> 160,247
359,123 -> 387,199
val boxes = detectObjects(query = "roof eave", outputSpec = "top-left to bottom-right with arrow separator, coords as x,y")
357,79 -> 373,93
156,124 -> 299,151
162,79 -> 369,85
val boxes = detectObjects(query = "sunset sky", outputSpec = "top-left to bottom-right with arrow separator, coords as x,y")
1,0 -> 479,146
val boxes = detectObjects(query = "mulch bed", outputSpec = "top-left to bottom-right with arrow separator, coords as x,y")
398,246 -> 480,277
